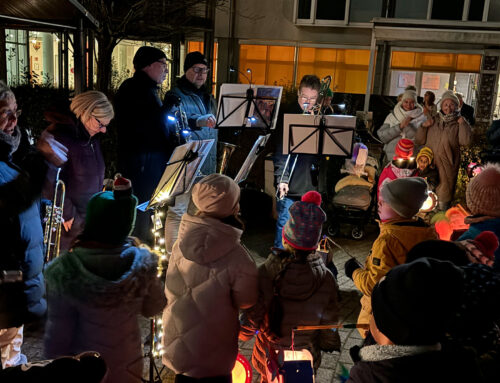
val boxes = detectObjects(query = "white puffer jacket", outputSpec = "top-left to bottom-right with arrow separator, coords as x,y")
162,213 -> 258,378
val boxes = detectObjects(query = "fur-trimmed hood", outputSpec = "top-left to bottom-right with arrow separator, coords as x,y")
359,344 -> 441,362
44,245 -> 159,308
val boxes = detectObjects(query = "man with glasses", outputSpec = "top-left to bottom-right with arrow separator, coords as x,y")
163,51 -> 218,256
272,74 -> 326,249
115,46 -> 176,243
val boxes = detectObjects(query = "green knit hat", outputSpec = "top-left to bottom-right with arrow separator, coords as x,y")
81,177 -> 138,245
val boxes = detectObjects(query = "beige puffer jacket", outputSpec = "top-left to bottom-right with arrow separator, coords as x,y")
162,213 -> 258,378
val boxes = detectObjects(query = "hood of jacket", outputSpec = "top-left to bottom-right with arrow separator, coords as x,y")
176,213 -> 243,264
44,245 -> 158,308
266,251 -> 327,301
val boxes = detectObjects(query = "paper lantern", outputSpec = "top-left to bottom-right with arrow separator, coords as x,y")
232,353 -> 252,383
267,349 -> 314,383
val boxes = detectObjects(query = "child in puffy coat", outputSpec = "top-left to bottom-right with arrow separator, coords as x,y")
44,177 -> 166,383
240,191 -> 341,382
162,174 -> 258,382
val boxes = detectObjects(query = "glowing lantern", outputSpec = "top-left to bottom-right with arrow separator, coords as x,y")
232,353 -> 252,383
419,191 -> 438,213
266,349 -> 314,383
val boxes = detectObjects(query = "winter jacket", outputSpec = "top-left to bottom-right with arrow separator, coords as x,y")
415,113 -> 471,204
353,219 -> 437,329
162,213 -> 258,378
377,103 -> 427,162
458,216 -> 500,271
44,244 -> 166,383
347,344 -> 482,383
240,250 -> 341,381
461,102 -> 476,126
42,110 -> 104,251
273,103 -> 331,197
0,126 -> 47,328
115,70 -> 178,204
415,165 -> 440,192
165,75 -> 218,175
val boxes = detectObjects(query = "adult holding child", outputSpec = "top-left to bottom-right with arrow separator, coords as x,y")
415,90 -> 471,211
378,89 -> 427,163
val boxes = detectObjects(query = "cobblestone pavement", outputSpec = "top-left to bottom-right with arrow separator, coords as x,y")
22,220 -> 378,382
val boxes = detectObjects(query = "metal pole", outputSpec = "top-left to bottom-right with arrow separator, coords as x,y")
364,30 -> 376,113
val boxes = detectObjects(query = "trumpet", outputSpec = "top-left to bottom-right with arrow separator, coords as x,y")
43,168 -> 65,263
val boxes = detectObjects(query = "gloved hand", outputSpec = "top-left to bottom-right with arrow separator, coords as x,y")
196,114 -> 216,128
344,257 -> 361,280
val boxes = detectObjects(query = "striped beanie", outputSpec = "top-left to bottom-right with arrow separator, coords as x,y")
282,191 -> 326,251
394,138 -> 414,160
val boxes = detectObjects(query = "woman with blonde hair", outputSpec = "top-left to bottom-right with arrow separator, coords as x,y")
41,91 -> 114,251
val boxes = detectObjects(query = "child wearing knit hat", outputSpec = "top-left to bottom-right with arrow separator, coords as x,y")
240,191 -> 341,381
44,177 -> 166,383
415,146 -> 439,191
344,177 -> 437,336
348,258 -> 482,383
458,163 -> 500,271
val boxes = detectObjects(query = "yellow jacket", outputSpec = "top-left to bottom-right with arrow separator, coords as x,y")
353,219 -> 437,333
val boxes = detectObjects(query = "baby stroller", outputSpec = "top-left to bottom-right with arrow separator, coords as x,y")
325,139 -> 383,240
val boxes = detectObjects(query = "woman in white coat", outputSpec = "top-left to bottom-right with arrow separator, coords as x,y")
378,90 -> 428,163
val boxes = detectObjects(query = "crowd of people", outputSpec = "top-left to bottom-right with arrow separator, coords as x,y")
0,45 -> 499,383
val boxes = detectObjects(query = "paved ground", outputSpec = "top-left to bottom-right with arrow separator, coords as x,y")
22,219 -> 378,383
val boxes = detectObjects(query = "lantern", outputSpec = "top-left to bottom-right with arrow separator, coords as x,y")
419,191 -> 438,213
266,349 -> 314,383
232,353 -> 252,383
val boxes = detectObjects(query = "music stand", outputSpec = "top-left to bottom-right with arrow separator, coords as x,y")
283,114 -> 356,156
234,134 -> 271,184
216,84 -> 282,133
140,139 -> 214,383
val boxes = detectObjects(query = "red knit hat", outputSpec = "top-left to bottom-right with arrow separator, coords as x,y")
394,138 -> 414,160
471,231 -> 499,263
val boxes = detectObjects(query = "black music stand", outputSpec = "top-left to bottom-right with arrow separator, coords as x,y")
234,134 -> 271,184
216,84 -> 282,133
140,139 -> 214,383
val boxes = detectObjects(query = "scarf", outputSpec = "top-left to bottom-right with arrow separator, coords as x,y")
0,126 -> 21,158
393,102 -> 424,123
439,110 -> 460,123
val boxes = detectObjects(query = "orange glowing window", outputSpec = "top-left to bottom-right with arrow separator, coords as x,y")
391,51 -> 481,73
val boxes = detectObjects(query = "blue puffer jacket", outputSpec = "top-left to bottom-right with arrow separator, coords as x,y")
166,76 -> 218,175
0,127 -> 46,329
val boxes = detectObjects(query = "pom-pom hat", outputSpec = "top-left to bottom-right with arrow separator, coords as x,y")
81,176 -> 138,245
471,231 -> 499,262
282,191 -> 326,251
393,138 -> 414,160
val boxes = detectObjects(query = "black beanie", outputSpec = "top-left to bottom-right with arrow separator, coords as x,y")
133,46 -> 167,70
372,258 -> 465,345
406,240 -> 469,266
184,51 -> 208,72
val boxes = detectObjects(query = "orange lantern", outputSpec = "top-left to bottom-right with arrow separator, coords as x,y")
232,353 -> 252,383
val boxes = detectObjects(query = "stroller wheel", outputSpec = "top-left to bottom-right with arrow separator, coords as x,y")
351,226 -> 364,240
326,222 -> 339,237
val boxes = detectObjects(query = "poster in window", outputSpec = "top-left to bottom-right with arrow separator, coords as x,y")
397,73 -> 416,89
422,74 -> 440,90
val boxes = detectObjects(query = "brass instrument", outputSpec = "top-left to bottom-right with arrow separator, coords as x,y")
43,168 -> 65,262
217,141 -> 237,174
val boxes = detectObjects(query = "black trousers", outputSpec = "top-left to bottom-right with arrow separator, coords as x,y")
174,374 -> 232,383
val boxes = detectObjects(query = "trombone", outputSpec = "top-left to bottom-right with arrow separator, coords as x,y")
43,168 -> 65,263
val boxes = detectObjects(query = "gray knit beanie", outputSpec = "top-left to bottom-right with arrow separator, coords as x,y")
466,163 -> 500,217
381,177 -> 428,218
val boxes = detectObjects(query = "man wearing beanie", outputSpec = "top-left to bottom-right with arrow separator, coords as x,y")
115,46 -> 176,243
163,51 -> 218,256
241,191 -> 341,381
378,89 -> 427,163
344,177 -> 436,335
416,89 -> 471,210
44,177 -> 166,383
458,163 -> 500,271
347,258 -> 482,383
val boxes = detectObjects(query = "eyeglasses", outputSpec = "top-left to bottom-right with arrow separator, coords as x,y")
156,60 -> 168,68
0,109 -> 21,122
94,116 -> 108,129
299,94 -> 317,103
192,67 -> 210,74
